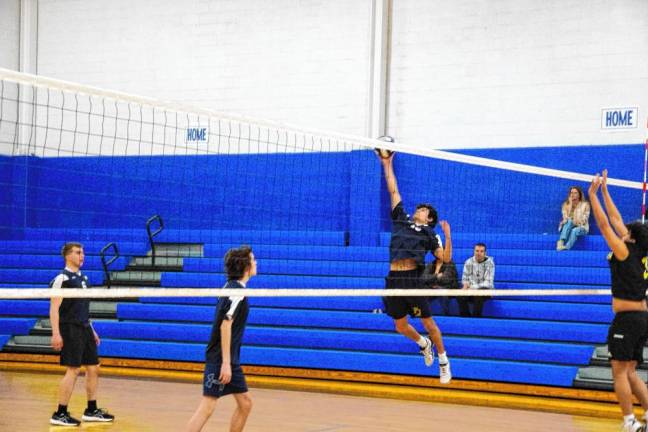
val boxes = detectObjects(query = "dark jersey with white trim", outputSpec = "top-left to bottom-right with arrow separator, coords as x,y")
608,242 -> 648,301
50,269 -> 91,326
206,280 -> 249,365
389,202 -> 441,265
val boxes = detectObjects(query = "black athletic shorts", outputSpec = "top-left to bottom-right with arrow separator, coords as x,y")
382,269 -> 432,320
607,311 -> 648,363
202,363 -> 248,398
60,323 -> 99,367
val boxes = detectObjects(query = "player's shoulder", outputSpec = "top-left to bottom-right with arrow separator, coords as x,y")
54,272 -> 70,281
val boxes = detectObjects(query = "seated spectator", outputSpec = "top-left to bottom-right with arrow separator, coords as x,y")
459,243 -> 494,317
422,258 -> 459,315
557,186 -> 590,251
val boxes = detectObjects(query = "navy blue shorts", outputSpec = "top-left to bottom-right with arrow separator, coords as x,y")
382,269 -> 432,320
607,311 -> 648,363
59,323 -> 99,367
202,363 -> 248,398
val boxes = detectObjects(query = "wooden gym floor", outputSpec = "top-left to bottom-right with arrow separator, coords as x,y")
0,369 -> 621,432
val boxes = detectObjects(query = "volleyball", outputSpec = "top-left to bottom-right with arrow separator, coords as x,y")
375,148 -> 394,159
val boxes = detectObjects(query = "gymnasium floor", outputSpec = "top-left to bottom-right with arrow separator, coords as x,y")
0,370 -> 620,432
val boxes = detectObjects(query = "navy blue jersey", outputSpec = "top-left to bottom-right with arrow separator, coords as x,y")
206,280 -> 249,365
50,268 -> 90,326
389,202 -> 441,265
609,242 -> 648,301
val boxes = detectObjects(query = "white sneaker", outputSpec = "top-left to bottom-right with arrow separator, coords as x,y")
419,338 -> 434,367
622,420 -> 646,432
439,362 -> 452,384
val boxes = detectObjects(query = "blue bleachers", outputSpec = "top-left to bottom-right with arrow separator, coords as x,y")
0,240 -> 148,256
96,339 -> 578,386
116,304 -> 608,343
92,321 -> 593,365
0,317 -> 37,335
0,228 -> 614,389
0,269 -> 104,285
20,228 -> 346,246
0,335 -> 9,349
379,232 -> 609,251
0,300 -> 49,317
180,258 -> 609,285
0,255 -> 127,271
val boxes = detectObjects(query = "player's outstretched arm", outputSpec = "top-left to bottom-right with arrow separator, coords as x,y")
589,174 -> 628,260
378,153 -> 401,210
440,220 -> 452,263
600,169 -> 628,238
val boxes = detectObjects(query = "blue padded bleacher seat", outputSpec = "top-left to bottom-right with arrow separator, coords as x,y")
117,304 -> 608,343
379,232 -> 608,250
180,259 -> 608,285
0,300 -> 49,317
0,240 -> 148,256
0,317 -> 37,335
93,321 -> 593,365
482,300 -> 613,323
183,258 -> 389,278
0,335 -> 9,349
0,255 -> 126,271
21,228 -> 346,246
203,244 -> 389,262
162,269 -> 608,289
96,339 -> 578,386
158,229 -> 346,246
201,244 -> 607,267
161,273 -> 383,289
22,228 -> 150,242
0,269 -> 104,285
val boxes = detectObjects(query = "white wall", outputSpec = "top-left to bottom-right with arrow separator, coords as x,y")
37,0 -> 373,137
388,0 -> 648,149
7,1 -> 648,154
0,0 -> 20,70
0,0 -> 20,155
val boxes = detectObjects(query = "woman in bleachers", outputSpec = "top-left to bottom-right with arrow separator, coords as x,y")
589,170 -> 648,432
557,186 -> 590,250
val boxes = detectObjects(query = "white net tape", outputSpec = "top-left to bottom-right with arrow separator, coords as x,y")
0,288 -> 612,299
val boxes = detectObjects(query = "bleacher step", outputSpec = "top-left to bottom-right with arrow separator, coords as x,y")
148,243 -> 203,258
128,256 -> 184,271
109,271 -> 161,287
3,335 -> 56,354
573,366 -> 648,391
591,345 -> 648,370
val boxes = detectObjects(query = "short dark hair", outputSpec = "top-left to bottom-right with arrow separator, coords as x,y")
474,242 -> 487,250
224,245 -> 253,280
627,222 -> 648,255
61,242 -> 83,257
416,203 -> 438,227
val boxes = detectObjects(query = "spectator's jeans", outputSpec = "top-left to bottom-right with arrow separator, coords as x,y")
430,296 -> 452,315
559,219 -> 587,249
458,295 -> 489,317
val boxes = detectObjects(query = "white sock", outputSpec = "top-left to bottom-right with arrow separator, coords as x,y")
416,336 -> 428,348
624,414 -> 636,424
438,352 -> 448,364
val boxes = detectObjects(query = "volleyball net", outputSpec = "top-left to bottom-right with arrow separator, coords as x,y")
0,67 -> 644,299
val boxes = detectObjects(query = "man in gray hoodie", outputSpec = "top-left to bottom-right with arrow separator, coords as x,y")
459,243 -> 495,317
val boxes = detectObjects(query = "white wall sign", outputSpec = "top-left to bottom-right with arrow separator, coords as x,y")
601,107 -> 639,130
186,126 -> 209,144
